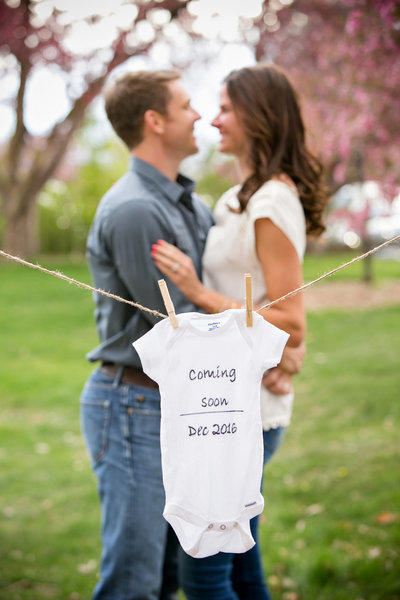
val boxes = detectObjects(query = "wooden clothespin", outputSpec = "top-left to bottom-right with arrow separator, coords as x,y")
245,273 -> 253,327
158,279 -> 178,329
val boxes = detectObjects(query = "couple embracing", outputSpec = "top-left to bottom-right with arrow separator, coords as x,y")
80,64 -> 326,600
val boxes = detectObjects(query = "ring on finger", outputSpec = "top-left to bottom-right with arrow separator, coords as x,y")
171,262 -> 180,273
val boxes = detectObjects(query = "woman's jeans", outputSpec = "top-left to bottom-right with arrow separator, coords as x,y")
179,427 -> 286,600
80,367 -> 179,600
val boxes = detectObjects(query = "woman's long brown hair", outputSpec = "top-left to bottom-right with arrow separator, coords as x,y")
225,64 -> 327,236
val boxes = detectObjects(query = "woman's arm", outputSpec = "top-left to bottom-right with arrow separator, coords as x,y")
152,223 -> 305,348
255,218 -> 306,393
152,236 -> 305,393
254,217 -> 306,347
151,241 -> 234,312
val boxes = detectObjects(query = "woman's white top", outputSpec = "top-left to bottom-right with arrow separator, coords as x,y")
202,180 -> 306,430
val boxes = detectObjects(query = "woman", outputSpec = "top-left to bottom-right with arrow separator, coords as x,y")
152,64 -> 327,599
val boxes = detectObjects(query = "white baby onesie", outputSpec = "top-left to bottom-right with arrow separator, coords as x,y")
133,309 -> 289,558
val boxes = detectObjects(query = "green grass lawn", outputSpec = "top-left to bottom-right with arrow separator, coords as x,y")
0,255 -> 399,600
302,249 -> 400,284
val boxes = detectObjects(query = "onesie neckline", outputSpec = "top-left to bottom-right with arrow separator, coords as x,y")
184,309 -> 241,338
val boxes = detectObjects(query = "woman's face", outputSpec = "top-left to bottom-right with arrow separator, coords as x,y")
212,85 -> 247,159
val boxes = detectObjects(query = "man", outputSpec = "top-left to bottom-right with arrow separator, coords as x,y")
80,69 -> 214,600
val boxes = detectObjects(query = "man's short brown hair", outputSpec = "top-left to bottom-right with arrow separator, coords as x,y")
103,69 -> 181,149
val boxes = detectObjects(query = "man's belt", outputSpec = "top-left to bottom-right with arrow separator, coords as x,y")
101,363 -> 158,389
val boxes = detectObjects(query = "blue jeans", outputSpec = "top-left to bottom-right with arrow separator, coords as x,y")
179,427 -> 286,600
80,367 -> 179,600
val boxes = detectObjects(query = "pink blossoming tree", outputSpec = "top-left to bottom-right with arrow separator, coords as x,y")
0,0 -> 190,257
252,0 -> 400,194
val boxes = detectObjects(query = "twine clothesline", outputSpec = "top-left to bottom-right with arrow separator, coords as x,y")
256,233 -> 400,312
0,233 -> 399,318
0,250 -> 167,319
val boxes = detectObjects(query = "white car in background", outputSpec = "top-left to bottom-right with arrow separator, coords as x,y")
324,181 -> 400,258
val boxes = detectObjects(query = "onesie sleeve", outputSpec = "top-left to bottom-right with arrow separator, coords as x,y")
132,319 -> 169,384
255,318 -> 290,373
248,182 -> 306,260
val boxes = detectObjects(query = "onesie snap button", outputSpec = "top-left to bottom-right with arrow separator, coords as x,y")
207,523 -> 213,529
220,524 -> 226,530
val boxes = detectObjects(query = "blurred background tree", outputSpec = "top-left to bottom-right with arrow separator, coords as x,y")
0,0 -> 190,257
251,0 -> 400,280
38,122 -> 129,255
253,0 -> 400,195
0,0 -> 399,261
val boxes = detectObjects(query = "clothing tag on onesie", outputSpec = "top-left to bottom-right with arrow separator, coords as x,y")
207,320 -> 222,332
133,309 -> 289,559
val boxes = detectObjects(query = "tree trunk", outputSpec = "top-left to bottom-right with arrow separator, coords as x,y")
361,238 -> 373,284
353,148 -> 373,284
2,191 -> 39,258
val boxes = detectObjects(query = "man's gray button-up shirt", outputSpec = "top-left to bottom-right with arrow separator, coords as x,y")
86,156 -> 214,369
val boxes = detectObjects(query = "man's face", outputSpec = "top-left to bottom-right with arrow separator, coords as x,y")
162,80 -> 201,160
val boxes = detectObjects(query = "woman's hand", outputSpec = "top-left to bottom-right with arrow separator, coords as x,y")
262,367 -> 293,395
262,341 -> 305,395
151,240 -> 203,302
151,240 -> 232,314
279,341 -> 306,375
